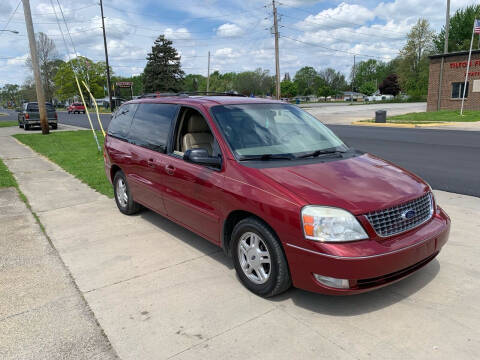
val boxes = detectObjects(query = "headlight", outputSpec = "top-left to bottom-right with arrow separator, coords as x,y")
301,206 -> 368,242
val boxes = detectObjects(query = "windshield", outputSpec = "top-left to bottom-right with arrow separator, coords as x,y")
211,103 -> 347,159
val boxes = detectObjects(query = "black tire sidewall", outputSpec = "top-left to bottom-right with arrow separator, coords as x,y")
232,219 -> 290,297
113,171 -> 139,215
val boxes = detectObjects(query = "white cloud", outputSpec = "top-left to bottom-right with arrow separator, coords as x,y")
7,54 -> 28,65
216,23 -> 244,37
164,27 -> 191,40
297,2 -> 375,31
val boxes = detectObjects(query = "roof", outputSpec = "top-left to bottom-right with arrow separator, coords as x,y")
429,49 -> 480,59
127,95 -> 285,107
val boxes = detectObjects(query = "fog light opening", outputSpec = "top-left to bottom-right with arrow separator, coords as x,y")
314,274 -> 350,289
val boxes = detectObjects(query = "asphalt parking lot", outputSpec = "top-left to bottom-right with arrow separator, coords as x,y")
1,126 -> 479,359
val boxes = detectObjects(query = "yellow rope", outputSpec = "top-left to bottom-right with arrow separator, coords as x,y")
81,80 -> 106,138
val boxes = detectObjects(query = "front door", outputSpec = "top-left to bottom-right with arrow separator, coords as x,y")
162,107 -> 224,243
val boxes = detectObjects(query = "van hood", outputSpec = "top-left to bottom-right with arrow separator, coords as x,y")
256,153 -> 429,215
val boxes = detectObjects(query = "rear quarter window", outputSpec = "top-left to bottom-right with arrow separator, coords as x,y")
107,103 -> 138,140
128,103 -> 178,152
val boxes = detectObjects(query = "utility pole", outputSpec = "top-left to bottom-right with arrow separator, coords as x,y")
351,55 -> 356,105
272,0 -> 281,100
22,0 -> 48,134
437,0 -> 450,111
100,0 -> 113,112
206,51 -> 210,93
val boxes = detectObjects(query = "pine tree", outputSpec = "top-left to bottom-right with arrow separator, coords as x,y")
143,35 -> 184,93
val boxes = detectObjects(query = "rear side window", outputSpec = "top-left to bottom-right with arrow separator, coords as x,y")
128,103 -> 178,152
107,103 -> 138,140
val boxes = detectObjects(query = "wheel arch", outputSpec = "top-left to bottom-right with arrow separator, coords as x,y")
222,210 -> 282,257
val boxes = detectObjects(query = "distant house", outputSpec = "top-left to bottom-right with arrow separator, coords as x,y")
340,91 -> 365,101
365,93 -> 395,101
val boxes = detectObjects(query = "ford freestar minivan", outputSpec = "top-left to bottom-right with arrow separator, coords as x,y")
104,94 -> 450,297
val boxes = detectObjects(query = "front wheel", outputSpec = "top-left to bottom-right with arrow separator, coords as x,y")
232,218 -> 291,297
113,171 -> 140,215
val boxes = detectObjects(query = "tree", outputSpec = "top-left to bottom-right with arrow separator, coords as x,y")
294,66 -> 321,95
0,84 -> 20,105
318,68 -> 347,94
25,32 -> 62,102
317,85 -> 336,101
143,35 -> 184,93
359,81 -> 377,96
350,59 -> 394,92
435,5 -> 480,53
280,79 -> 297,98
182,74 -> 206,92
397,19 -> 435,96
54,57 -> 109,101
379,74 -> 400,96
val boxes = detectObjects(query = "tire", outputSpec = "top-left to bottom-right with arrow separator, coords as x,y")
231,217 -> 291,297
24,123 -> 29,130
113,170 -> 140,215
83,111 -> 86,114
68,111 -> 71,114
52,124 -> 58,130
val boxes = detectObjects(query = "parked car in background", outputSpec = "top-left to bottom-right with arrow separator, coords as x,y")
67,102 -> 86,114
18,102 -> 58,130
103,95 -> 450,298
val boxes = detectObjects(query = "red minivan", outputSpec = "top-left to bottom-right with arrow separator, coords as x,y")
104,95 -> 450,297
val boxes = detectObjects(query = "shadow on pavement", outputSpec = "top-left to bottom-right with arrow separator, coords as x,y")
135,207 -> 440,315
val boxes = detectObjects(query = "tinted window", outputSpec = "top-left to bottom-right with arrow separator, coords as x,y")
107,103 -> 138,140
128,103 -> 178,152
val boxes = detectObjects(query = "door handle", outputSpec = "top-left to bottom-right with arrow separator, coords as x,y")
165,164 -> 175,175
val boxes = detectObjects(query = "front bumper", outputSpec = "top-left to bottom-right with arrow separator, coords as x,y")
285,206 -> 450,295
25,120 -> 57,125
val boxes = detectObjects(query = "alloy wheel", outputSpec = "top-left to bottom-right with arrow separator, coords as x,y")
237,232 -> 271,284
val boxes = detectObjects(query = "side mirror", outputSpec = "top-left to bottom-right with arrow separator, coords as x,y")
184,148 -> 221,168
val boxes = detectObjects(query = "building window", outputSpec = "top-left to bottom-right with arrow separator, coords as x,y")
451,82 -> 469,99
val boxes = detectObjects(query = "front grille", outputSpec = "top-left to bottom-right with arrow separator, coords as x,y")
365,193 -> 433,237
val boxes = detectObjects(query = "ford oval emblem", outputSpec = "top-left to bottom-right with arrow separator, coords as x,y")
401,209 -> 416,220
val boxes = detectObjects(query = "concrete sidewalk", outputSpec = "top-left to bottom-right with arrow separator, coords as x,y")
1,127 -> 480,359
0,187 -> 116,360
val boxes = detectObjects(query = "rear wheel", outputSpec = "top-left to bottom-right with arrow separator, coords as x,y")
82,111 -> 86,114
52,124 -> 58,130
113,171 -> 140,215
232,217 -> 291,297
24,123 -> 29,130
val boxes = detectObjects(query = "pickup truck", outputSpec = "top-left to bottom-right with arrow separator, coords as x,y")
18,102 -> 58,130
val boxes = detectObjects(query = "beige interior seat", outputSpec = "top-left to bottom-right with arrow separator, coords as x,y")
182,113 -> 213,154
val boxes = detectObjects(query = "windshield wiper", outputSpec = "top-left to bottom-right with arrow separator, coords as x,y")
238,153 -> 295,161
296,149 -> 346,159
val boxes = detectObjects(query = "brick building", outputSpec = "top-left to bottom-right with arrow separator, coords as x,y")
427,49 -> 480,111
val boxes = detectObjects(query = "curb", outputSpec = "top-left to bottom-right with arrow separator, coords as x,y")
351,121 -> 460,128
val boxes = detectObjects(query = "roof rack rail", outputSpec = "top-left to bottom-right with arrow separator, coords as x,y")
184,91 -> 246,97
137,91 -> 246,98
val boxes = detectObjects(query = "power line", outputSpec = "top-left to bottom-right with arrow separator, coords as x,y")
0,1 -> 21,37
280,35 -> 395,60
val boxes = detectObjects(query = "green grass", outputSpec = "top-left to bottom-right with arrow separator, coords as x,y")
0,121 -> 17,127
0,158 -> 17,187
14,130 -> 113,198
364,110 -> 480,124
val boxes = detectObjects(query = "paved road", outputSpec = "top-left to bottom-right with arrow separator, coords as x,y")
303,102 -> 427,124
330,125 -> 480,197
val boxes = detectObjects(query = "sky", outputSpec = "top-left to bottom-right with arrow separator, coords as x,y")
0,0 -> 477,87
